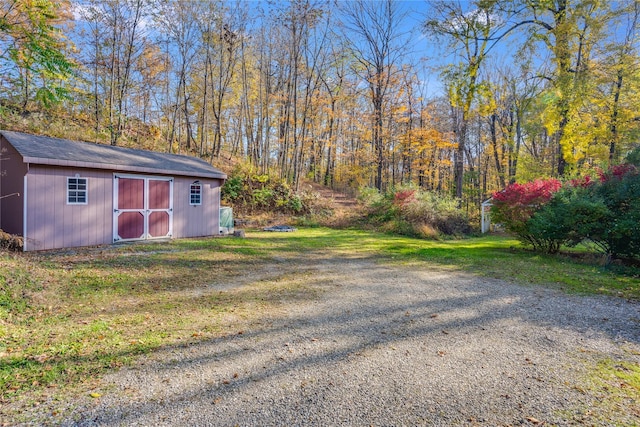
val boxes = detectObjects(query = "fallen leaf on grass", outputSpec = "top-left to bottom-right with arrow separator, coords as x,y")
89,393 -> 102,398
33,354 -> 49,363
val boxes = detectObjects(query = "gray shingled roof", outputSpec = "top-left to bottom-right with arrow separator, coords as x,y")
1,130 -> 226,180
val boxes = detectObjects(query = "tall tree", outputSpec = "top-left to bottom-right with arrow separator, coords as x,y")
483,58 -> 543,187
154,0 -> 203,152
0,0 -> 74,110
197,1 -> 243,160
600,1 -> 640,163
341,0 -> 407,190
518,0 -> 611,175
80,0 -> 147,146
424,0 -> 511,200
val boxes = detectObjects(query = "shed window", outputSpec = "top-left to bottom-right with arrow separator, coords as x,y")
67,177 -> 88,204
190,181 -> 202,205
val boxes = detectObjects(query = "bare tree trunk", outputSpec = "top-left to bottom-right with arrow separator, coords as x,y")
490,113 -> 506,188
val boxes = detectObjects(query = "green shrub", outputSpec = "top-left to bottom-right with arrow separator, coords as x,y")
510,165 -> 640,260
594,167 -> 640,258
527,186 -> 609,254
221,176 -> 242,202
288,195 -> 303,213
624,146 -> 640,166
220,163 -> 315,215
252,188 -> 274,207
358,186 -> 397,223
357,186 -> 384,207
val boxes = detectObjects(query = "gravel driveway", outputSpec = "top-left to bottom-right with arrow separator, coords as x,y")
61,254 -> 640,426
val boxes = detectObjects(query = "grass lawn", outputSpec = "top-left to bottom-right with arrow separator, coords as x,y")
1,227 -> 639,420
234,228 -> 640,299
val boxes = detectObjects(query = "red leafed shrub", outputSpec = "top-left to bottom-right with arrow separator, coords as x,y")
491,179 -> 562,251
570,175 -> 594,188
393,189 -> 416,207
594,163 -> 637,182
492,164 -> 640,257
492,179 -> 561,222
569,164 -> 636,188
608,163 -> 637,180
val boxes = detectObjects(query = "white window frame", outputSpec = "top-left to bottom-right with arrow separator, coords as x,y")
67,175 -> 88,205
190,181 -> 202,206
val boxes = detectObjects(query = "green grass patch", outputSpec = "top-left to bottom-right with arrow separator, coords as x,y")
222,228 -> 640,299
0,242 -> 316,419
388,235 -> 640,299
1,227 -> 639,422
568,357 -> 640,425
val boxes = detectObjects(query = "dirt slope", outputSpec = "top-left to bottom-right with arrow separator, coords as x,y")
303,181 -> 361,226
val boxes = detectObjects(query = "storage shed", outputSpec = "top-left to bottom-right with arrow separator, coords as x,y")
0,131 -> 227,251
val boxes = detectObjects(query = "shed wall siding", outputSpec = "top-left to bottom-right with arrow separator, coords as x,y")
0,136 -> 27,235
26,166 -> 113,251
172,177 -> 221,238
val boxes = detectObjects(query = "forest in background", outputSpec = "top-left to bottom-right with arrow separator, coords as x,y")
1,0 -> 639,220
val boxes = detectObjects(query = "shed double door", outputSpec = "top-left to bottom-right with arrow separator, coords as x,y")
114,175 -> 173,242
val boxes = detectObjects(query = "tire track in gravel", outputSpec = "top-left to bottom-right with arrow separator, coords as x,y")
60,254 -> 640,426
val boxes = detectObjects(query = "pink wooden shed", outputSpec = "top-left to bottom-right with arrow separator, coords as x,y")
0,131 -> 227,251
